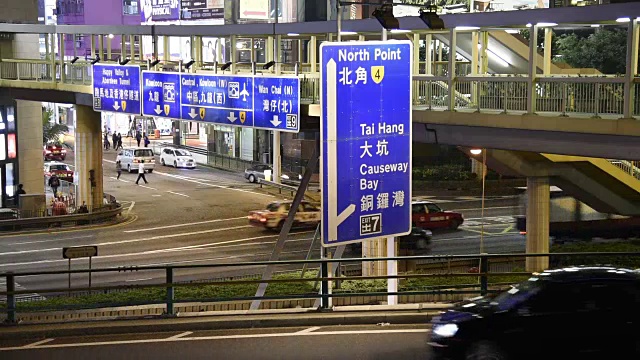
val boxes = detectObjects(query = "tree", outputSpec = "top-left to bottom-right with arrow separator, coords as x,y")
555,28 -> 627,75
42,107 -> 68,144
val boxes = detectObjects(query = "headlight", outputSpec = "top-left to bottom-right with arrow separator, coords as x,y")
433,323 -> 459,338
281,174 -> 289,179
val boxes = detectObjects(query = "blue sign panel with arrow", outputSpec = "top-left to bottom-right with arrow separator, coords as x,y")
253,76 -> 300,133
141,71 -> 181,119
92,64 -> 141,115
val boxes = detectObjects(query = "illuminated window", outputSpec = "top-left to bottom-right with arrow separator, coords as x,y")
7,134 -> 16,159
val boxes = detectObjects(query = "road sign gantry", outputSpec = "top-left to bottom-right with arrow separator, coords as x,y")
320,41 -> 413,247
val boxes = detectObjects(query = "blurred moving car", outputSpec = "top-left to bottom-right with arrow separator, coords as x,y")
244,164 -> 302,184
43,143 -> 67,161
248,200 -> 320,231
116,147 -> 155,173
44,161 -> 73,182
428,266 -> 640,359
160,147 -> 196,169
412,201 -> 464,230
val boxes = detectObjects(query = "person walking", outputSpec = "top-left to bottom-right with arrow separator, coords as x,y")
143,132 -> 150,148
116,160 -> 122,180
116,133 -> 123,150
135,159 -> 148,185
136,131 -> 142,147
104,133 -> 111,150
112,132 -> 118,150
48,174 -> 61,197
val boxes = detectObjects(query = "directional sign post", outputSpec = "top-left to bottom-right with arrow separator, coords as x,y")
92,64 -> 141,115
142,71 -> 181,118
253,76 -> 300,132
180,74 -> 254,127
320,41 -> 412,245
62,245 -> 99,292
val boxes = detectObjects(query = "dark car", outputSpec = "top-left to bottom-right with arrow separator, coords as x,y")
43,143 -> 67,161
428,266 -> 640,360
345,227 -> 432,255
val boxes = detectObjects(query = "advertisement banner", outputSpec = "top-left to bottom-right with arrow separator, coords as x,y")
181,0 -> 224,20
239,0 -> 269,20
141,0 -> 181,22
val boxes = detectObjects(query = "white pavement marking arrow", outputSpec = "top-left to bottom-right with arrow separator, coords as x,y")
189,108 -> 197,119
270,115 -> 282,127
154,105 -> 162,114
227,112 -> 238,123
113,101 -> 120,111
326,58 -> 355,243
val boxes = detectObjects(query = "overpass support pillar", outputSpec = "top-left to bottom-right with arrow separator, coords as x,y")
526,176 -> 550,272
17,101 -> 44,195
75,105 -> 104,210
362,238 -> 387,277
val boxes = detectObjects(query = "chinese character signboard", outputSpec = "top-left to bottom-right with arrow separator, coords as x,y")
142,71 -> 181,118
320,41 -> 412,247
180,74 -> 254,127
253,77 -> 300,132
181,0 -> 224,20
141,0 -> 180,22
92,64 -> 141,115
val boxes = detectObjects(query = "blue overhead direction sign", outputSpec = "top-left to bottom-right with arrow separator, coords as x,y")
253,76 -> 300,133
141,71 -> 181,119
320,40 -> 413,247
180,73 -> 254,127
92,64 -> 141,115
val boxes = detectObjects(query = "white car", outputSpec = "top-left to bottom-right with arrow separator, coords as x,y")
116,148 -> 155,173
160,147 -> 196,169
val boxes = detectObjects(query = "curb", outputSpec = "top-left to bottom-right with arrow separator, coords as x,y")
0,306 -> 443,340
0,214 -> 137,238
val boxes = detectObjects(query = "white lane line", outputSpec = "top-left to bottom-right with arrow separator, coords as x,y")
455,206 -> 519,211
154,170 -> 274,198
0,231 -> 314,268
430,232 -> 519,243
124,216 -> 247,233
22,339 -> 55,348
7,235 -> 94,246
125,278 -> 153,282
0,329 -> 429,351
167,332 -> 193,340
109,176 -> 130,183
0,225 -> 253,258
138,184 -> 158,191
297,327 -> 321,334
464,216 -> 518,221
152,194 -> 162,197
167,191 -> 190,198
103,159 -> 116,164
126,201 -> 136,216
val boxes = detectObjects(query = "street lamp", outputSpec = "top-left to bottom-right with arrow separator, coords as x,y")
470,149 -> 482,155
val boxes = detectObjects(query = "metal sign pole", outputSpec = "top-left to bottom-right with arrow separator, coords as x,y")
89,255 -> 92,289
68,258 -> 71,296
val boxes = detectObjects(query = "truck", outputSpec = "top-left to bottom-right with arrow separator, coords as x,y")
514,186 -> 640,240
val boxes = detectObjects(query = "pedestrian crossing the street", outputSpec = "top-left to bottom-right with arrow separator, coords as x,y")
0,278 -> 45,303
412,195 -> 517,203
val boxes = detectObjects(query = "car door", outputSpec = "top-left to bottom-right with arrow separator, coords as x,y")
425,203 -> 449,229
167,149 -> 176,164
412,203 -> 428,228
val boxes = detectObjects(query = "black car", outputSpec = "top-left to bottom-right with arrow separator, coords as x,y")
428,266 -> 640,360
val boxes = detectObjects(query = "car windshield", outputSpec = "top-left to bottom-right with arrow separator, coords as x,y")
175,149 -> 191,156
266,203 -> 281,212
50,165 -> 68,171
134,149 -> 154,157
490,279 -> 542,311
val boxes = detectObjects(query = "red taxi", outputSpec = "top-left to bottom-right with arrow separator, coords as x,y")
44,143 -> 67,161
412,201 -> 464,230
248,200 -> 320,231
44,162 -> 74,183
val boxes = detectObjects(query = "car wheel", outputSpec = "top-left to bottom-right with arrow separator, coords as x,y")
465,341 -> 508,360
275,220 -> 285,233
147,169 -> 153,174
174,161 -> 178,168
127,164 -> 132,173
161,158 -> 166,166
248,174 -> 256,183
449,219 -> 461,230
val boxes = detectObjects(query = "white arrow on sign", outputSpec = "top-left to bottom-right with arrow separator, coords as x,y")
188,108 -> 197,119
113,101 -> 120,111
227,112 -> 238,123
154,105 -> 162,115
270,115 -> 282,127
327,58 -> 355,242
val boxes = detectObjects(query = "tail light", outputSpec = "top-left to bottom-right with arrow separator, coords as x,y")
134,159 -> 139,163
61,149 -> 67,153
520,231 -> 527,235
45,150 -> 52,154
259,217 -> 267,222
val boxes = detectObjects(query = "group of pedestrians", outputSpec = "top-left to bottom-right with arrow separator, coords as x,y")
104,132 -> 123,150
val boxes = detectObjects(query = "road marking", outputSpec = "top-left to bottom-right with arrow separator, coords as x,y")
168,332 -> 193,340
124,216 -> 247,233
109,176 -> 130,183
430,232 -> 520,243
152,194 -> 162,197
125,278 -> 153,282
103,159 -> 116,164
138,184 -> 158,190
22,339 -> 55,348
126,201 -> 136,216
297,327 -> 321,334
167,191 -> 190,198
7,235 -> 94,246
154,170 -> 274,198
0,329 -> 429,351
0,225 -> 252,258
454,206 -> 519,211
501,225 -> 514,234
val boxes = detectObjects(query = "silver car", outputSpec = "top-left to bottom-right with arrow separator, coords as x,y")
244,164 -> 302,184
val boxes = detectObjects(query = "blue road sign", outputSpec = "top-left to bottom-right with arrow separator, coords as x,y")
180,74 -> 254,127
92,64 -> 141,115
320,41 -> 413,247
253,76 -> 300,133
141,71 -> 181,119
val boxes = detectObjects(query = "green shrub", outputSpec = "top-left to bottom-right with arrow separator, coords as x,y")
551,240 -> 640,268
412,164 -> 473,181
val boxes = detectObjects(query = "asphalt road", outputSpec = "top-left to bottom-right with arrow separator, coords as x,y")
2,148 -> 523,294
0,324 -> 433,360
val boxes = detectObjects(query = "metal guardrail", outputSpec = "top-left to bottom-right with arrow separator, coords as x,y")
0,203 -> 123,232
258,179 -> 320,202
2,251 -> 639,323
